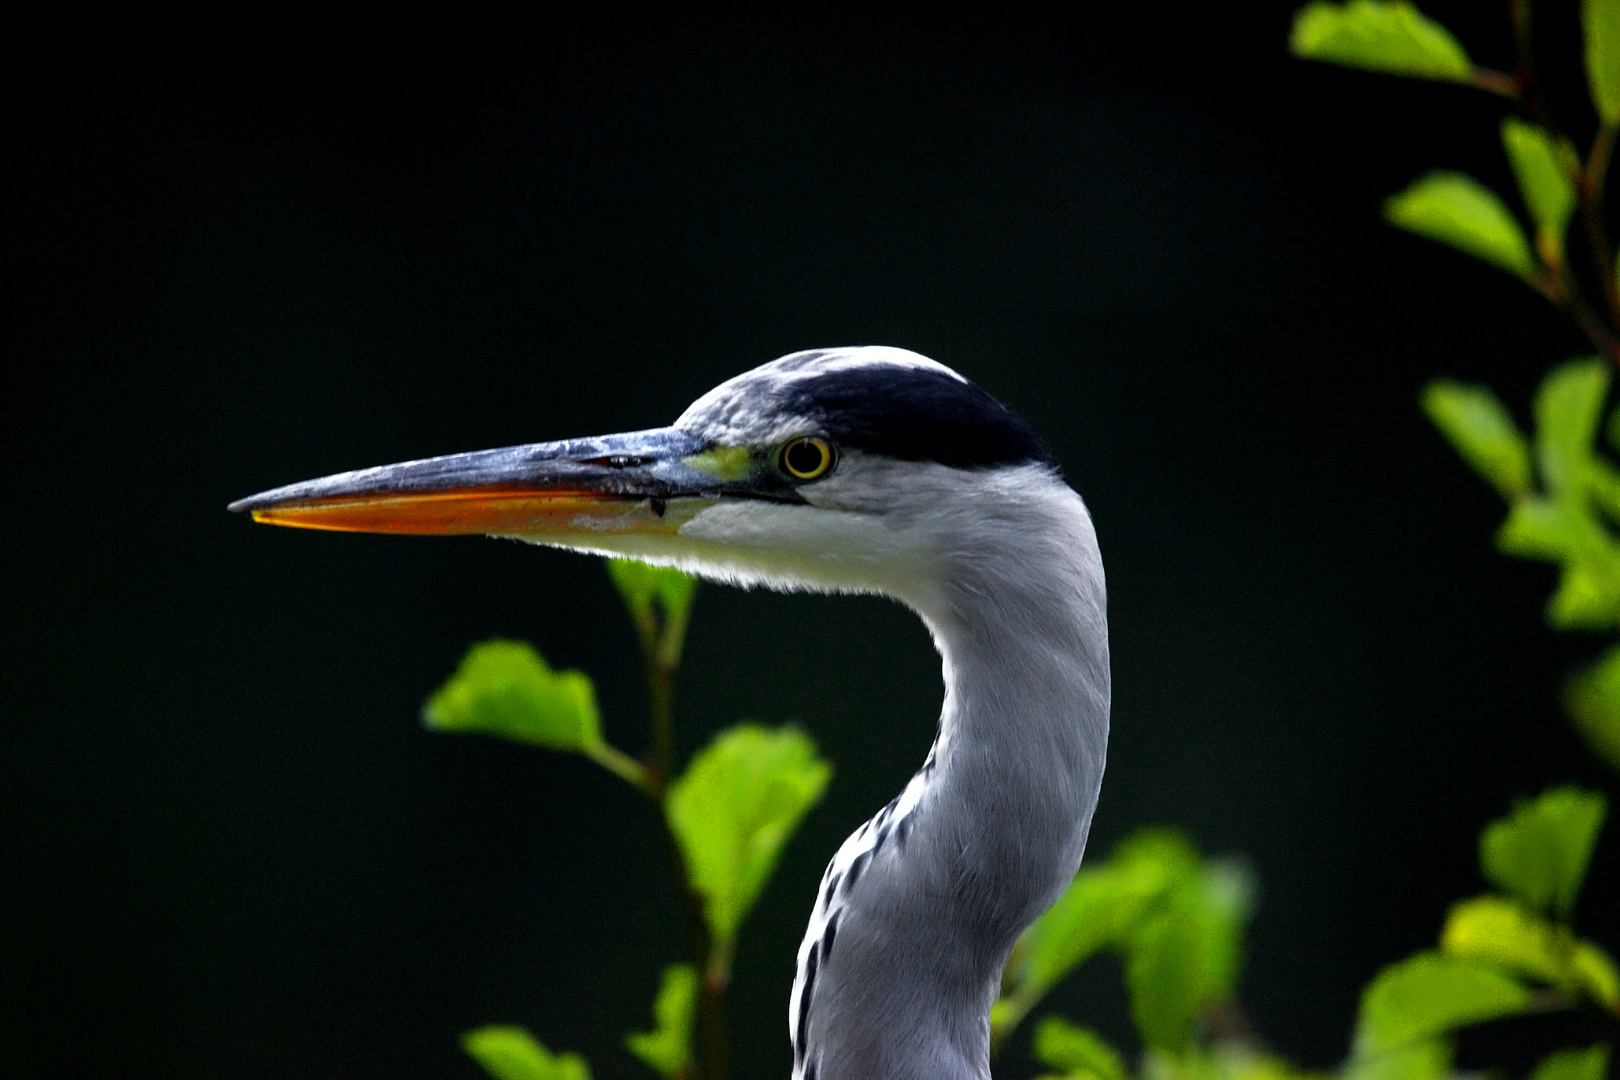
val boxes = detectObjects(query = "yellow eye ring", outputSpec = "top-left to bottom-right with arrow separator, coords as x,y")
780,436 -> 835,480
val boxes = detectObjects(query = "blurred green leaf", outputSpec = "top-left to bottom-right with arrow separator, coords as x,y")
625,965 -> 697,1079
1354,953 -> 1531,1055
1480,786 -> 1608,918
1548,560 -> 1620,630
1127,913 -> 1207,1052
1341,1038 -> 1453,1080
668,724 -> 831,948
1573,940 -> 1620,1006
1496,498 -> 1597,562
1385,172 -> 1534,279
1212,1045 -> 1329,1080
607,559 -> 698,666
424,640 -> 602,752
1585,457 -> 1620,522
1532,1044 -> 1612,1080
1502,119 -> 1579,253
1001,830 -> 1255,1049
1014,831 -> 1199,1000
1124,857 -> 1256,1053
1585,0 -> 1620,122
1421,380 -> 1533,497
1290,1 -> 1471,81
1536,360 -> 1610,497
1031,1016 -> 1127,1080
462,1026 -> 592,1080
1440,895 -> 1570,985
1567,645 -> 1620,771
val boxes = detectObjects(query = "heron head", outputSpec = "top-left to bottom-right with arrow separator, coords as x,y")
230,346 -> 1061,607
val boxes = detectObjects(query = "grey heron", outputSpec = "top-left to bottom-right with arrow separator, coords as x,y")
230,346 -> 1110,1080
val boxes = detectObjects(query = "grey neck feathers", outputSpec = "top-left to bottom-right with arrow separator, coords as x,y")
792,480 -> 1110,1080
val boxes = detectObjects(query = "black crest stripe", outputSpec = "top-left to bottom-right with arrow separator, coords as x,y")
779,366 -> 1055,471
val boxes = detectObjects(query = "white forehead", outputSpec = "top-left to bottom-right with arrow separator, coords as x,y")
676,346 -> 967,445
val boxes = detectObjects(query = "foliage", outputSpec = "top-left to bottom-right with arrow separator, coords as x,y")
462,1027 -> 592,1080
1001,787 -> 1614,1080
1383,171 -> 1535,279
626,966 -> 698,1080
1299,0 -> 1620,774
1480,786 -> 1608,918
667,725 -> 831,959
994,830 -> 1255,1056
421,638 -> 648,789
424,562 -> 832,1080
1289,1 -> 1472,82
1533,1043 -> 1612,1080
1032,1016 -> 1128,1080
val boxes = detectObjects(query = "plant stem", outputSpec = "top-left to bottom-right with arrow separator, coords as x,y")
589,742 -> 653,792
635,589 -> 728,1080
1471,68 -> 1521,101
1505,0 -> 1542,119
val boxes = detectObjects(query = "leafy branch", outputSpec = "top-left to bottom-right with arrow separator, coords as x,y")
1295,0 -> 1620,773
423,562 -> 829,1080
1293,0 -> 1620,361
994,788 -> 1615,1080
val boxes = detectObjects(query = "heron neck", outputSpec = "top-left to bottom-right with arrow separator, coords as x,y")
798,481 -> 1109,1080
922,483 -> 1111,933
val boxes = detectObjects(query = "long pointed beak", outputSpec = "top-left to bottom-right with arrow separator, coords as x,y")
229,427 -> 771,537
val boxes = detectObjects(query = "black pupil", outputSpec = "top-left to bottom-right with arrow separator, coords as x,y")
785,440 -> 825,476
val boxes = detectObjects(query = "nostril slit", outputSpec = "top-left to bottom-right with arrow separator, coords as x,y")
584,454 -> 654,468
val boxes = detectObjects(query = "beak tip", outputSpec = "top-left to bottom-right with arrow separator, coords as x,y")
228,493 -> 270,514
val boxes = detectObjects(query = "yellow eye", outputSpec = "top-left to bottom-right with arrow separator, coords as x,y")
780,436 -> 835,480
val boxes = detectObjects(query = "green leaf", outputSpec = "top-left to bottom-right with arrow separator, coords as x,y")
424,639 -> 601,752
1535,360 -> 1610,498
1440,895 -> 1571,985
625,965 -> 698,1079
667,724 -> 832,947
1585,0 -> 1620,122
1353,953 -> 1532,1056
1126,912 -> 1208,1052
1548,560 -> 1620,630
1420,380 -> 1533,497
1385,172 -> 1535,279
1585,457 -> 1620,522
1496,498 -> 1597,562
424,639 -> 647,787
1532,1044 -> 1612,1080
1502,119 -> 1579,252
1567,645 -> 1620,770
462,1026 -> 592,1080
1480,786 -> 1608,918
1573,940 -> 1620,1006
1123,859 -> 1257,1052
607,559 -> 698,666
1031,1016 -> 1128,1080
1015,830 -> 1200,1001
1290,1 -> 1472,81
1341,1038 -> 1453,1080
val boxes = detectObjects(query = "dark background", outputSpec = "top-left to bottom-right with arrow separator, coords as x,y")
6,6 -> 1618,1078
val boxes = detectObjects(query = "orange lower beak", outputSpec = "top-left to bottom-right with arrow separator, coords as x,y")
247,487 -> 655,536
